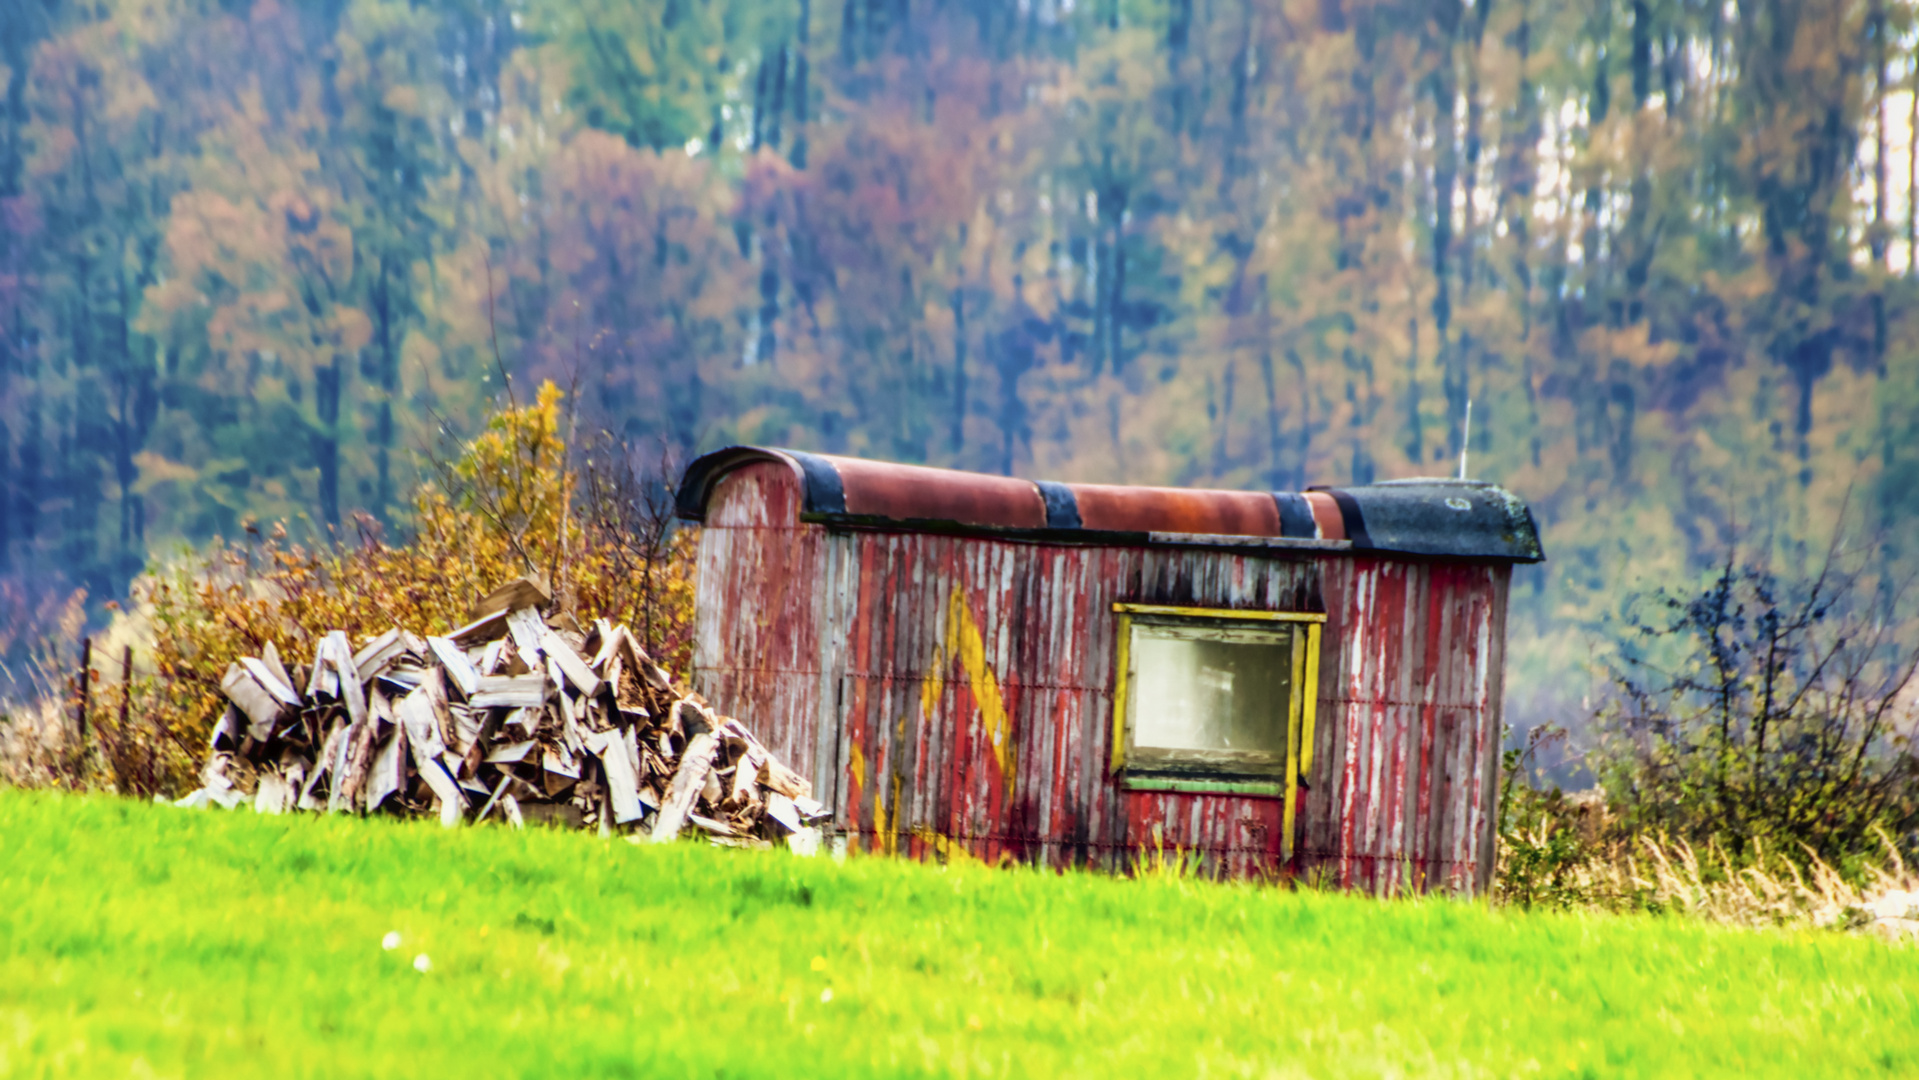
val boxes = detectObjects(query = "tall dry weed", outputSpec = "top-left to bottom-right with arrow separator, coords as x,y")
1498,822 -> 1919,940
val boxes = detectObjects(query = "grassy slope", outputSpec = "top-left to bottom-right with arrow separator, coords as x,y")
0,790 -> 1914,1078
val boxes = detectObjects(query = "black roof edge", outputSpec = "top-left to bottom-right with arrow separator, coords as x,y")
1309,481 -> 1545,563
674,446 -> 795,522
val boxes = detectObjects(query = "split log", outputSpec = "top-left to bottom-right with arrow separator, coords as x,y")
352,628 -> 406,683
484,739 -> 537,764
471,675 -> 547,709
219,665 -> 285,741
254,770 -> 291,815
688,813 -> 738,838
470,575 -> 552,621
539,625 -> 601,698
451,608 -> 511,648
505,607 -> 547,668
240,656 -> 302,708
763,791 -> 802,834
651,732 -> 721,843
331,716 -> 378,813
586,728 -> 645,825
259,641 -> 297,699
365,723 -> 405,811
426,636 -> 480,698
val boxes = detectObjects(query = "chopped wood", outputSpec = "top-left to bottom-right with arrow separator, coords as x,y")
304,639 -> 340,699
688,813 -> 738,838
446,703 -> 482,755
240,656 -> 302,709
500,707 -> 540,742
471,675 -> 547,709
475,773 -> 514,824
484,739 -> 536,764
398,686 -> 446,759
539,625 -> 601,697
518,802 -> 583,829
470,575 -> 553,622
451,608 -> 510,648
202,580 -> 827,848
543,740 -> 579,774
587,728 -> 645,825
366,723 -> 405,811
763,791 -> 802,834
589,618 -> 622,669
504,607 -> 548,668
650,733 -> 721,844
221,664 -> 286,741
324,632 -> 369,728
426,636 -> 480,698
762,758 -> 814,801
728,750 -> 765,811
260,641 -> 297,699
353,627 -> 406,683
792,795 -> 831,824
254,770 -> 291,815
331,717 -> 377,813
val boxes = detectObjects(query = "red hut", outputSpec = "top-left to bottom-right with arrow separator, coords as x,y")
675,448 -> 1543,893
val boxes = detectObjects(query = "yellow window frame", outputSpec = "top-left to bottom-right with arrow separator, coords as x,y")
1109,603 -> 1324,859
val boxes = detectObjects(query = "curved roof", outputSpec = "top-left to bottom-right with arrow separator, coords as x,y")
676,446 -> 1545,563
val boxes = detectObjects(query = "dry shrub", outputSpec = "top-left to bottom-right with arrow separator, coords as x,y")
61,381 -> 694,797
0,588 -> 92,788
1499,824 -> 1919,939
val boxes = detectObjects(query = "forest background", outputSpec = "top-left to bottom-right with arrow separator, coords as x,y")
4,0 -> 1918,760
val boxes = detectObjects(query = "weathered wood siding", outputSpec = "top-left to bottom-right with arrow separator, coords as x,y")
1302,558 -> 1509,894
694,461 -> 1510,893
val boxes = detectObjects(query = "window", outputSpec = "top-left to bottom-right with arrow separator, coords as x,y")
1110,603 -> 1324,817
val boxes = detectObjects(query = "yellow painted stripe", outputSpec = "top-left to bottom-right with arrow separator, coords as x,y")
1283,625 -> 1304,860
1111,615 -> 1132,772
947,586 -> 1016,781
1111,602 -> 1327,623
1301,621 -> 1322,778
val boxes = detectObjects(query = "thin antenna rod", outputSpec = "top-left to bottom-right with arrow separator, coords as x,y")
1457,399 -> 1472,480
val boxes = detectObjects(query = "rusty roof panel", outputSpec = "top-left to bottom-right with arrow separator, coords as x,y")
1065,483 -> 1282,536
830,455 -> 1047,528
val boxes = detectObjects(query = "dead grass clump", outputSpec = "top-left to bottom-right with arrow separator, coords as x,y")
1498,825 -> 1919,941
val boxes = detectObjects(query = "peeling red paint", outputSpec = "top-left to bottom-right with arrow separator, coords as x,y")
693,461 -> 1510,893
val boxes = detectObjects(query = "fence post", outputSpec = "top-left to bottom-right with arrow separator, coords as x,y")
120,644 -> 133,728
120,644 -> 134,778
76,635 -> 92,745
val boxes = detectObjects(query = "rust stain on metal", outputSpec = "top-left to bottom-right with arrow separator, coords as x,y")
829,456 -> 1046,528
1067,483 -> 1282,536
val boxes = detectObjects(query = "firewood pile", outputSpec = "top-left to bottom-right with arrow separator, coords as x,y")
181,577 -> 830,851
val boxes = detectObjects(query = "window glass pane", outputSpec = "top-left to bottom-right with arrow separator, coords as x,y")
1130,622 -> 1292,766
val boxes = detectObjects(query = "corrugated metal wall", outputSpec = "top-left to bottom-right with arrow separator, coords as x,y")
1304,558 -> 1509,894
694,461 -> 1509,893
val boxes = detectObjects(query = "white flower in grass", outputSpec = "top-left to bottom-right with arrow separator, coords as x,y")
382,931 -> 402,951
820,987 -> 833,1003
414,953 -> 433,973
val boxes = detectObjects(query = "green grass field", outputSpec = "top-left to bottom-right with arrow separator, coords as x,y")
2,789 -> 1915,1078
